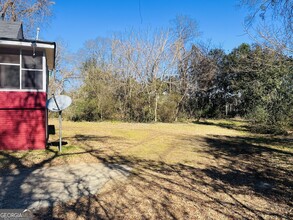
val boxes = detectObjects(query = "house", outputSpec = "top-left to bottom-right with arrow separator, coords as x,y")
0,21 -> 56,150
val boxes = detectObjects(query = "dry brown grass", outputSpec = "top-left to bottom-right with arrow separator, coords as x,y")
1,119 -> 292,219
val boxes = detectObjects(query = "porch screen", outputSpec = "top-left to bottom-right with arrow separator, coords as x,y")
0,47 -> 44,90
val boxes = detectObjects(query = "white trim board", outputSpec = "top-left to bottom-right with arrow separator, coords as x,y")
0,40 -> 55,49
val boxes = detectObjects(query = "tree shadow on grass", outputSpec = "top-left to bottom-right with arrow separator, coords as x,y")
200,135 -> 293,205
73,134 -> 120,142
40,152 -> 292,219
1,133 -> 292,219
193,120 -> 293,145
37,134 -> 292,219
0,148 -> 120,220
0,135 -> 127,219
193,120 -> 250,132
193,120 -> 293,136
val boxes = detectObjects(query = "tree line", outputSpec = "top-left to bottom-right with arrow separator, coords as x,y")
61,19 -> 292,134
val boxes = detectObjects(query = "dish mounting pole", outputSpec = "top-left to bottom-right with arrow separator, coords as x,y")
53,94 -> 62,152
59,110 -> 62,152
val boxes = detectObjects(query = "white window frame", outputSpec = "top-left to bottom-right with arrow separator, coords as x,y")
0,48 -> 46,92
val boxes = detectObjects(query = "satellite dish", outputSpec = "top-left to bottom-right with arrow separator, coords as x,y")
46,94 -> 72,152
46,95 -> 72,112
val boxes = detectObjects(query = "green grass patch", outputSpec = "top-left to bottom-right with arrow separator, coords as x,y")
1,118 -> 292,169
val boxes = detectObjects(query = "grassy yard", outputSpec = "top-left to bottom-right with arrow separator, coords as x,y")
0,119 -> 292,219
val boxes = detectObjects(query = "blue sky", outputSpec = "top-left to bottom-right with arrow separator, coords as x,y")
42,0 -> 252,53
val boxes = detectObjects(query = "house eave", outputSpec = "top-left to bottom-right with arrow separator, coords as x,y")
0,37 -> 56,70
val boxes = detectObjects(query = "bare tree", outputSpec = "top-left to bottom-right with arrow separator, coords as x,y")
170,14 -> 201,45
112,28 -> 172,122
0,0 -> 54,37
49,39 -> 78,95
241,0 -> 292,54
169,15 -> 201,120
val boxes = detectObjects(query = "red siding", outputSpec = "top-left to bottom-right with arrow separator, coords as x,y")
0,91 -> 47,150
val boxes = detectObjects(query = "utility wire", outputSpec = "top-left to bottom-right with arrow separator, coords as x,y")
139,0 -> 143,24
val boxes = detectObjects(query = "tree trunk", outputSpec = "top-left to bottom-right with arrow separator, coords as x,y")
154,92 -> 158,122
